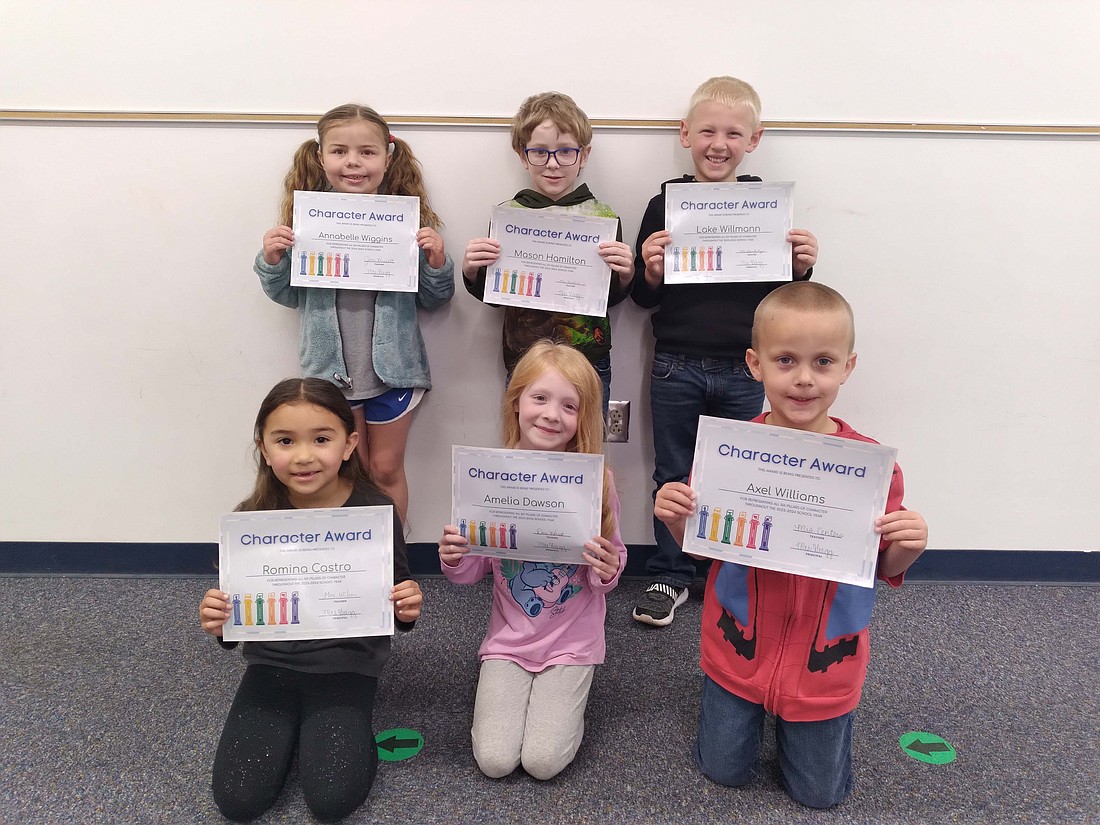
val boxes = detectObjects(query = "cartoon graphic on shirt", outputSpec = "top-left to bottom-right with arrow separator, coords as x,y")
501,560 -> 581,617
714,563 -> 865,673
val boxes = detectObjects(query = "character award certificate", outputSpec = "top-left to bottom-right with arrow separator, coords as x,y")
219,506 -> 395,642
683,417 -> 897,588
486,206 -> 618,315
664,181 -> 793,284
452,446 -> 604,564
290,191 -> 419,292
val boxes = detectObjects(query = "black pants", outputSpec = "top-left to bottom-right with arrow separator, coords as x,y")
212,665 -> 378,822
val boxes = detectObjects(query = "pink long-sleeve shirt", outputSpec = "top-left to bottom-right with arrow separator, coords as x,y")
442,472 -> 627,672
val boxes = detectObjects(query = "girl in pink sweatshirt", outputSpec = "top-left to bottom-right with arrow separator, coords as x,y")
438,340 -> 627,780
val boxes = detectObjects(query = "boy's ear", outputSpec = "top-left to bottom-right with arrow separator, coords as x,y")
746,127 -> 764,153
841,352 -> 857,383
343,431 -> 360,461
745,348 -> 764,381
679,119 -> 691,149
577,145 -> 591,171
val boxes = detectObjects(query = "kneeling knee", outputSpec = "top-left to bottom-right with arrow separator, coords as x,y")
692,742 -> 756,788
302,787 -> 369,823
213,786 -> 276,823
474,748 -> 520,779
786,788 -> 848,809
783,777 -> 851,810
520,743 -> 574,781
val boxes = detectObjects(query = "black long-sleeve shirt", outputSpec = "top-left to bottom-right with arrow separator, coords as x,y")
631,174 -> 810,360
219,486 -> 413,678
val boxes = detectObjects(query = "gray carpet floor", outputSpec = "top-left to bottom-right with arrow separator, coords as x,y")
1,576 -> 1096,824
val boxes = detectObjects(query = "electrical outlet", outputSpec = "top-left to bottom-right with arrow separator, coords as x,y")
606,400 -> 630,443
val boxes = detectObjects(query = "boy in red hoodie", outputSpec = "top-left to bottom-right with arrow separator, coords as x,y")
654,281 -> 928,808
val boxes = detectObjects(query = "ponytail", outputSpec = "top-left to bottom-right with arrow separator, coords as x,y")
384,136 -> 442,230
278,138 -> 327,227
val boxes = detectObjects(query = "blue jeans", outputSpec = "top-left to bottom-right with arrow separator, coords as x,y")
693,676 -> 854,809
646,353 -> 764,587
592,353 -> 612,424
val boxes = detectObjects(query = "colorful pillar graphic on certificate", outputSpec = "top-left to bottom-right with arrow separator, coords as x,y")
291,191 -> 419,292
486,205 -> 617,316
452,446 -> 604,565
664,181 -> 794,284
219,506 -> 395,641
684,417 -> 897,588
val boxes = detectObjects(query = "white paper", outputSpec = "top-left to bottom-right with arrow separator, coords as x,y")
219,507 -> 394,641
291,191 -> 419,292
664,182 -> 793,284
451,446 -> 604,564
486,206 -> 617,316
683,417 -> 897,587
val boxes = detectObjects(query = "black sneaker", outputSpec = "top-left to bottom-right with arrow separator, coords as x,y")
632,583 -> 689,627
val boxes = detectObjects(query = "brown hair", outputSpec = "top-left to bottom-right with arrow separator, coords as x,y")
236,378 -> 380,512
687,76 -> 762,129
510,92 -> 593,154
502,341 -> 615,539
277,104 -> 441,229
751,281 -> 856,352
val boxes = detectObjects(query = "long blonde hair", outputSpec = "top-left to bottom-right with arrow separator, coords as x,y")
277,103 -> 441,229
502,341 -> 615,539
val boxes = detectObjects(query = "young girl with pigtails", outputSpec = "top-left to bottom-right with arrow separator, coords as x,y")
438,340 -> 627,781
256,104 -> 454,521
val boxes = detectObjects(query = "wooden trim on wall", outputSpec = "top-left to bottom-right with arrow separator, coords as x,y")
2,109 -> 1098,136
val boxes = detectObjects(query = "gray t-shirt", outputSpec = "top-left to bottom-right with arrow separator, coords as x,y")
336,289 -> 387,400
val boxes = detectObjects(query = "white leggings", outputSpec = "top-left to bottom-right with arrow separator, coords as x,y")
471,659 -> 595,780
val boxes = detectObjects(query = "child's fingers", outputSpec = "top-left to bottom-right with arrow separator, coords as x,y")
465,239 -> 499,252
876,511 -> 926,529
656,490 -> 695,513
583,541 -> 619,581
395,588 -> 422,619
599,244 -> 633,272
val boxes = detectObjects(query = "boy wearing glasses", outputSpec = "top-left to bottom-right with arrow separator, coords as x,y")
462,92 -> 635,409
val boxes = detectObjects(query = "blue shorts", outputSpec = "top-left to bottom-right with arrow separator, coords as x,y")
349,387 -> 424,425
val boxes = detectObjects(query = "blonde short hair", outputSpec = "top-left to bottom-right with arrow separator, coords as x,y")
510,92 -> 593,153
687,76 -> 762,129
752,282 -> 856,352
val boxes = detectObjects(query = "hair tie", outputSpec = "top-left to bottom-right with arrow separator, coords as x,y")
387,135 -> 396,154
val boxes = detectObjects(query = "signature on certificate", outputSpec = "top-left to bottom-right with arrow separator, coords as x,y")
320,608 -> 361,619
794,541 -> 835,558
321,590 -> 360,601
794,525 -> 844,539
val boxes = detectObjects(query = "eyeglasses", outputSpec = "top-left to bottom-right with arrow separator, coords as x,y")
523,147 -> 582,167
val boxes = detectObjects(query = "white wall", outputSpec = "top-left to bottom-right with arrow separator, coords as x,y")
4,1 -> 1098,125
2,2 -> 1098,551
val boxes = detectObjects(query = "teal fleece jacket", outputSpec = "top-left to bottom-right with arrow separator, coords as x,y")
254,249 -> 454,391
